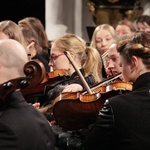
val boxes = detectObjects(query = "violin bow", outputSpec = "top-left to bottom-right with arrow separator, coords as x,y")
82,72 -> 122,94
64,51 -> 93,94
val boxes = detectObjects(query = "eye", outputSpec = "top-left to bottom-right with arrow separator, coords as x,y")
111,57 -> 116,62
106,38 -> 111,41
96,40 -> 101,44
49,53 -> 64,61
51,54 -> 57,58
119,63 -> 122,67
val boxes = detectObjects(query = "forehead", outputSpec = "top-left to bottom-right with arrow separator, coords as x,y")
96,29 -> 112,38
108,44 -> 118,56
116,25 -> 130,31
51,44 -> 62,53
137,22 -> 146,27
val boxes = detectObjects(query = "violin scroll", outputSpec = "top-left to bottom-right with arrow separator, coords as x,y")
0,59 -> 47,101
24,59 -> 47,87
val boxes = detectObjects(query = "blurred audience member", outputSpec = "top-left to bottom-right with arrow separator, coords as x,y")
115,19 -> 136,38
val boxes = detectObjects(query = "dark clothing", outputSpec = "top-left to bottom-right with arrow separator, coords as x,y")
32,51 -> 50,72
44,69 -> 96,149
82,72 -> 150,150
0,91 -> 55,150
39,69 -> 95,106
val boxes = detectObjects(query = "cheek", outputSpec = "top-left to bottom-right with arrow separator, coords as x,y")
116,60 -> 122,71
122,66 -> 131,82
116,64 -> 122,71
55,59 -> 70,70
96,43 -> 102,49
54,61 -> 63,70
107,39 -> 113,46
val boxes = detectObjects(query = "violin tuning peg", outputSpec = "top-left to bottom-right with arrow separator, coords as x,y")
20,79 -> 29,88
3,82 -> 13,89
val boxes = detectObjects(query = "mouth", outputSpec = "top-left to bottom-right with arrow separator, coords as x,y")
101,47 -> 108,50
112,71 -> 120,75
108,69 -> 119,76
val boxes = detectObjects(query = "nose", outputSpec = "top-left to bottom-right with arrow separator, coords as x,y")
107,59 -> 114,69
101,40 -> 107,46
48,59 -> 53,67
117,33 -> 122,38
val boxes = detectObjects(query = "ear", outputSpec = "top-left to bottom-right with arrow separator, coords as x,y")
69,52 -> 76,60
130,56 -> 139,72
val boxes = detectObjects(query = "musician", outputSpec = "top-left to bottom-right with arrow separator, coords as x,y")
82,31 -> 150,150
55,31 -> 150,150
115,19 -> 136,38
0,20 -> 28,53
18,17 -> 50,66
0,39 -> 55,149
107,43 -> 122,77
38,33 -> 103,106
90,24 -> 116,77
136,15 -> 150,32
18,18 -> 50,72
36,33 -> 104,150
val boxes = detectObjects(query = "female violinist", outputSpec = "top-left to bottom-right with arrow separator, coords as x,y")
37,33 -> 103,150
39,33 -> 103,106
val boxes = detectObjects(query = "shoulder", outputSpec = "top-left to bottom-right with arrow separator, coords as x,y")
107,92 -> 132,109
0,120 -> 19,148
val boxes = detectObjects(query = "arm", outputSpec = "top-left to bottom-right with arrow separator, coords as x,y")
63,74 -> 96,92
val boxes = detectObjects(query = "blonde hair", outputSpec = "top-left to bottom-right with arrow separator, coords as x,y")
0,20 -> 27,52
90,24 -> 116,49
52,33 -> 103,82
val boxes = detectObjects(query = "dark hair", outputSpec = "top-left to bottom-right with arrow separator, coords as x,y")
136,15 -> 150,26
117,32 -> 150,69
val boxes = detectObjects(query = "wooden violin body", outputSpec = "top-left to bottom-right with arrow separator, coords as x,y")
21,61 -> 69,103
52,81 -> 133,130
49,51 -> 133,130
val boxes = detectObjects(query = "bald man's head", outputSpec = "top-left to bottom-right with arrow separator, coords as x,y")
0,39 -> 28,83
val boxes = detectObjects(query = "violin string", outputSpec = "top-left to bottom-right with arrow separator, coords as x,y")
82,73 -> 122,94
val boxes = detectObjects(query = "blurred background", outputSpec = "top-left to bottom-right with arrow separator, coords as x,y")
0,0 -> 150,42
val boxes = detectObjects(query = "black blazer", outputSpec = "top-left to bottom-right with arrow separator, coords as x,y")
83,72 -> 150,150
0,91 -> 55,150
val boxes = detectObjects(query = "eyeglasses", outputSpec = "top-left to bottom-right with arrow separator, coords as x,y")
49,53 -> 64,61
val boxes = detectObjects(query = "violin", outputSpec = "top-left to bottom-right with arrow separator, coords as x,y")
0,77 -> 29,101
21,61 -> 69,103
52,76 -> 133,130
48,51 -> 132,130
42,51 -> 133,130
0,59 -> 45,102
